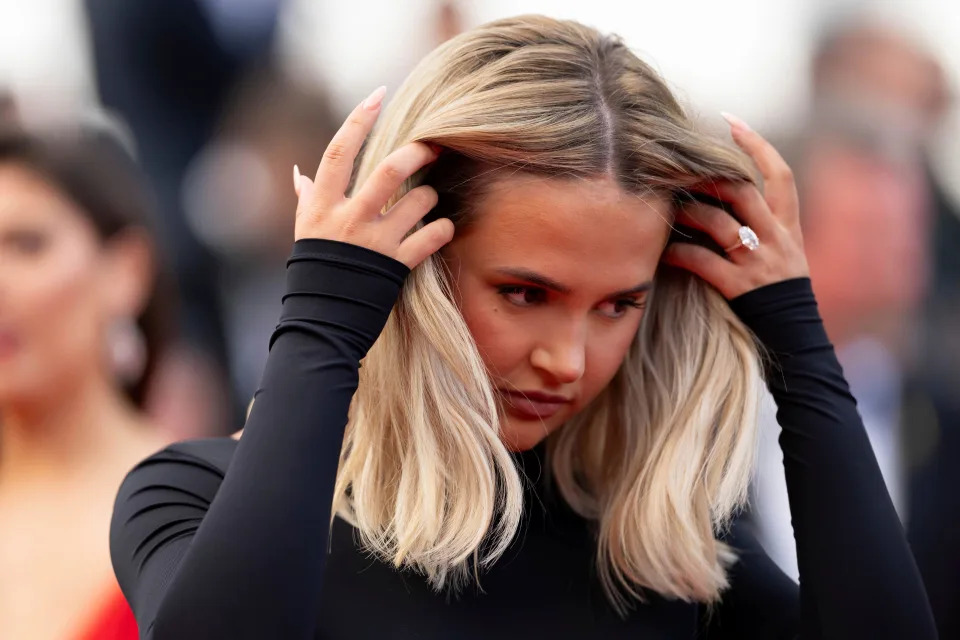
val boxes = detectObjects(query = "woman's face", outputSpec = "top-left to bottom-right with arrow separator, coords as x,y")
443,175 -> 672,451
0,164 -> 144,405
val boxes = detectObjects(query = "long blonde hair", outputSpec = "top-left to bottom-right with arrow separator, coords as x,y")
331,15 -> 763,611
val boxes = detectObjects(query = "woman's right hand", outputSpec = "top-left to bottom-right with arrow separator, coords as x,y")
292,86 -> 454,269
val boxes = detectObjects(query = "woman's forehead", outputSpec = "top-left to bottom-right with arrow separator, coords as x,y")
444,175 -> 671,293
461,175 -> 672,260
0,164 -> 87,228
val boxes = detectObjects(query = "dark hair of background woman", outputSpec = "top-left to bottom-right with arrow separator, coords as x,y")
0,125 -> 176,406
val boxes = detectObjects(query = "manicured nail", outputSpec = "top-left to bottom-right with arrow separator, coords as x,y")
293,164 -> 301,195
362,86 -> 387,111
721,112 -> 752,133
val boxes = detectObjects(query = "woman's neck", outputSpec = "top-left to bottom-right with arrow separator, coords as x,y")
0,375 -> 150,490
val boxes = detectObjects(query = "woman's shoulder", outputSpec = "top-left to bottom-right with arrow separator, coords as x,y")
115,435 -> 239,503
161,435 -> 239,470
109,435 -> 241,606
143,435 -> 238,471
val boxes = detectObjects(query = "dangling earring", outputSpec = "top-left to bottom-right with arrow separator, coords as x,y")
107,317 -> 147,385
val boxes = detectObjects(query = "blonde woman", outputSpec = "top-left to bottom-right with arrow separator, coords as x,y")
110,16 -> 935,639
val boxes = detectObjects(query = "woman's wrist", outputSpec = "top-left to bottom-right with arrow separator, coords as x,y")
728,277 -> 833,356
290,238 -> 410,283
271,239 -> 410,354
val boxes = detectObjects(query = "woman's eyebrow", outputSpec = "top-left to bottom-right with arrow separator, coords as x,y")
494,267 -> 652,298
608,282 -> 653,298
495,268 -> 570,293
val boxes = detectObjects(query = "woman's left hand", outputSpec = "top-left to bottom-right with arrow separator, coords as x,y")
662,114 -> 810,299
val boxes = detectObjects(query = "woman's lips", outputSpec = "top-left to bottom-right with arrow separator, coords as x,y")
498,390 -> 571,421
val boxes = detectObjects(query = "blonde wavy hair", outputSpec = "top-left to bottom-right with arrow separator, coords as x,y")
331,14 -> 763,612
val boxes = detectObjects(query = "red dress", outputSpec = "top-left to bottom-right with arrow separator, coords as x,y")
74,582 -> 138,640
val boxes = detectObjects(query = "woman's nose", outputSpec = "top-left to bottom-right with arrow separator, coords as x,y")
529,327 -> 586,385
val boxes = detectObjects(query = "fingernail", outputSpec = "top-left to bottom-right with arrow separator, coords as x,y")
362,86 -> 387,111
721,111 -> 752,132
293,164 -> 301,195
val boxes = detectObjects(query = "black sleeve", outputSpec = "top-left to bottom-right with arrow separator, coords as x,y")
711,278 -> 936,639
110,239 -> 408,639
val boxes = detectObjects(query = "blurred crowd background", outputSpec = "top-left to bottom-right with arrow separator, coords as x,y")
1,1 -> 958,638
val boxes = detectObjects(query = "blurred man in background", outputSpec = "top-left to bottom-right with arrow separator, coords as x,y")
84,0 -> 285,434
750,16 -> 960,638
179,65 -> 337,407
0,90 -> 17,124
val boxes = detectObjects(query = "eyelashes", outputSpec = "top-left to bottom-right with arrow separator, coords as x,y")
599,298 -> 646,319
498,285 -> 547,306
496,285 -> 646,319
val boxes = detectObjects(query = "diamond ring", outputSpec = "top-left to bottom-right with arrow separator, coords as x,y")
724,226 -> 760,252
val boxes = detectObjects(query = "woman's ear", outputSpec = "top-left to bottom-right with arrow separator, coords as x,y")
99,228 -> 155,319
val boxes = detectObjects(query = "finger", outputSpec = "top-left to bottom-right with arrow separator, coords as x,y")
662,242 -> 741,299
352,142 -> 438,217
313,86 -> 387,204
675,202 -> 744,253
294,173 -> 316,218
382,185 -> 439,239
721,113 -> 799,223
395,218 -> 454,269
690,181 -> 776,238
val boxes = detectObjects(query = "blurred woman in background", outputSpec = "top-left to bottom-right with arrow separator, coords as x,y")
0,126 -> 173,639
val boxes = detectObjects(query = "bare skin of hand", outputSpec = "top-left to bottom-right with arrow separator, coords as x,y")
291,85 -> 454,269
662,114 -> 810,299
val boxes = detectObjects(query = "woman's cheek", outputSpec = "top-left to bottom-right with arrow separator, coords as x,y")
462,302 -> 530,377
590,323 -> 641,385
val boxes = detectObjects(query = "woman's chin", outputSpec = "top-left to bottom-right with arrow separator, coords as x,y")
500,415 -> 560,452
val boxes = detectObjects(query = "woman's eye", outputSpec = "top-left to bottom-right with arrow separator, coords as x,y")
498,285 -> 547,307
597,298 -> 646,319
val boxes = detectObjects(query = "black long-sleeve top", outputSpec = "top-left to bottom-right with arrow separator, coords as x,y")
110,239 -> 937,639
